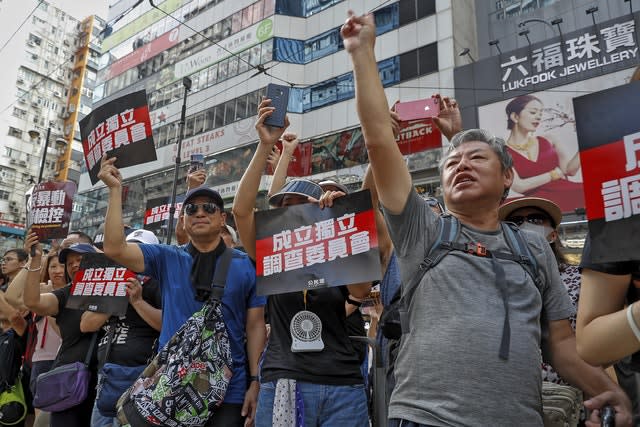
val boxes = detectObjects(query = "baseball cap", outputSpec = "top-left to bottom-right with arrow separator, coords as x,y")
269,179 -> 323,207
222,224 -> 238,244
318,180 -> 349,194
58,243 -> 99,264
183,186 -> 224,210
126,229 -> 160,245
498,197 -> 562,228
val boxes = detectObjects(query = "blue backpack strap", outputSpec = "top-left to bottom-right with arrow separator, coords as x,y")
422,214 -> 459,270
399,214 -> 460,333
501,222 -> 542,290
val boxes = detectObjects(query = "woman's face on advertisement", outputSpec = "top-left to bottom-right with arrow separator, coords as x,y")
513,100 -> 543,132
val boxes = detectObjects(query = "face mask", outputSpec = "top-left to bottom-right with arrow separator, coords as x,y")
519,222 -> 554,242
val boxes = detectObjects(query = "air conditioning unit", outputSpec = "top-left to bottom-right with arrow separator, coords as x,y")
17,77 -> 24,84
17,98 -> 26,104
11,207 -> 19,213
9,159 -> 16,164
49,120 -> 56,127
53,91 -> 61,97
27,40 -> 36,47
32,101 -> 40,108
9,201 -> 17,207
19,160 -> 27,167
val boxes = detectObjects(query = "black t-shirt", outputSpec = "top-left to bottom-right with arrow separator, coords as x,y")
261,286 -> 364,385
581,236 -> 640,368
97,277 -> 162,368
52,286 -> 98,370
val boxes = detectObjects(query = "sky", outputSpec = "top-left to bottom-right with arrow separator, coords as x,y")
44,0 -> 109,21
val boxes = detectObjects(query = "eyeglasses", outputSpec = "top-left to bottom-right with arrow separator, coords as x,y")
507,213 -> 551,226
184,202 -> 220,216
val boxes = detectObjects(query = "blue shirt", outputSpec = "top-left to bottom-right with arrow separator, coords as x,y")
139,243 -> 266,404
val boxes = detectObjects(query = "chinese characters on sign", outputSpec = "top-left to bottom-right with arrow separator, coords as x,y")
501,20 -> 637,92
255,190 -> 381,296
85,108 -> 148,171
30,190 -> 66,225
601,132 -> 640,222
66,253 -> 135,315
262,214 -> 371,277
574,79 -> 640,262
80,90 -> 156,185
72,267 -> 129,298
144,202 -> 183,225
28,180 -> 77,240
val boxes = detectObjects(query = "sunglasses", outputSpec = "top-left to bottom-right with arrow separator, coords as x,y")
507,213 -> 551,226
184,202 -> 220,216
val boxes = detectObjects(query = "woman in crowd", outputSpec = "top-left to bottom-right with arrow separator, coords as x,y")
233,99 -> 371,427
499,197 -> 579,374
7,248 -> 65,427
22,233 -> 99,427
504,94 -> 583,212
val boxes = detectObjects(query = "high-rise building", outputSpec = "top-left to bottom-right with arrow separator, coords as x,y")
72,0 -> 478,240
0,0 -> 104,251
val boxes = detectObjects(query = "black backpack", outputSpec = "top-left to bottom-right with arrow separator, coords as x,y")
379,214 -> 542,360
0,330 -> 24,392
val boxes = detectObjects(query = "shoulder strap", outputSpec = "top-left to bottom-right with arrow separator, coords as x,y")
398,214 -> 459,332
209,248 -> 233,301
84,331 -> 99,366
501,222 -> 542,289
102,316 -> 118,364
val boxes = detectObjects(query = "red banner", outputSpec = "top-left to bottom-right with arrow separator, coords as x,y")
255,190 -> 381,296
66,253 -> 137,316
28,180 -> 77,240
265,141 -> 313,177
574,81 -> 640,262
105,27 -> 180,81
396,119 -> 442,155
80,90 -> 156,185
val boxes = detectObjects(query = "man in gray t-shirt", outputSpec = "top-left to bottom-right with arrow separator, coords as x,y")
342,11 -> 632,426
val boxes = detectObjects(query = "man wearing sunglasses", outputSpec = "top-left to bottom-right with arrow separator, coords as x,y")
97,156 -> 266,427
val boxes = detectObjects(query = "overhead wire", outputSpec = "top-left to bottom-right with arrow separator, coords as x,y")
148,0 -> 298,87
143,0 -> 410,124
0,0 -> 44,55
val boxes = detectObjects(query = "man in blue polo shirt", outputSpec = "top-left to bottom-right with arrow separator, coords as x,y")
98,156 -> 266,427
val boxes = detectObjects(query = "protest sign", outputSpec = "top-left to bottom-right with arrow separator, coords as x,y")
79,90 -> 156,185
66,253 -> 136,316
255,190 -> 381,296
28,180 -> 76,240
574,80 -> 640,262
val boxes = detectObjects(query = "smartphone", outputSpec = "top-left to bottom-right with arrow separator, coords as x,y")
264,83 -> 290,128
395,98 -> 440,121
188,153 -> 204,173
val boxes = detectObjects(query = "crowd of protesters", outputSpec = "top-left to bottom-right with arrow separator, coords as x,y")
0,10 -> 638,427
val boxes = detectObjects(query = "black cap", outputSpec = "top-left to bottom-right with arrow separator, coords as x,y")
183,186 -> 224,210
58,243 -> 98,263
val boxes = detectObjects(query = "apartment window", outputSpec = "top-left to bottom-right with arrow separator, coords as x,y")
8,127 -> 23,138
0,190 -> 9,201
12,108 -> 26,119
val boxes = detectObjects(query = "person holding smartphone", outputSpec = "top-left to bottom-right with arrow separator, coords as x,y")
233,98 -> 371,427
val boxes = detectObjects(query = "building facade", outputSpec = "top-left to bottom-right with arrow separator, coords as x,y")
0,0 -> 103,252
72,0 -> 477,240
458,0 -> 639,253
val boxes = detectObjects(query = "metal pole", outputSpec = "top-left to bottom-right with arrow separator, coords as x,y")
166,76 -> 192,245
38,127 -> 51,183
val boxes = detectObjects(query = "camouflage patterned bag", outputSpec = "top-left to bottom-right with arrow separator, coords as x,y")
116,249 -> 233,427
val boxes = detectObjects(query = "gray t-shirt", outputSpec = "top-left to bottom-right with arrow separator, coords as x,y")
384,191 -> 574,426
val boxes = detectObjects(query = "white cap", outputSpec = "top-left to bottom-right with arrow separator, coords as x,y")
223,224 -> 238,244
126,229 -> 160,245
